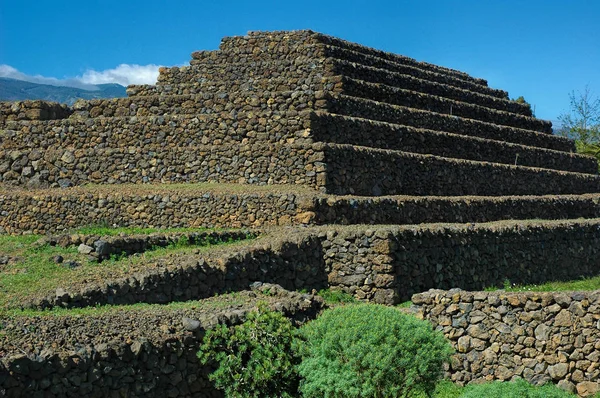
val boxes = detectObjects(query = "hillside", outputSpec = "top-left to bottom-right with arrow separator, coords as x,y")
0,77 -> 126,104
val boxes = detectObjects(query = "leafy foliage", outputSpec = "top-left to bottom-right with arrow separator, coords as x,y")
197,304 -> 300,397
297,304 -> 453,398
557,85 -> 600,145
460,379 -> 576,398
318,288 -> 356,304
514,96 -> 534,116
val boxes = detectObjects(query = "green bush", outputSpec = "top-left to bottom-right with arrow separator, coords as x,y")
297,303 -> 454,398
460,379 -> 575,398
197,304 -> 300,397
318,288 -> 356,304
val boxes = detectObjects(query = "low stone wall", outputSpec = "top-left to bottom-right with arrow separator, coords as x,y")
28,231 -> 329,310
220,30 -> 488,88
412,289 -> 600,396
42,230 -> 254,261
24,220 -> 600,310
310,113 -> 589,173
0,285 -> 324,398
322,144 -> 600,196
0,100 -> 72,125
0,186 -> 317,234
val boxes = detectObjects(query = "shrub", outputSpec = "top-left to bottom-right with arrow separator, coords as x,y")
197,304 -> 300,397
318,288 -> 356,304
460,379 -> 575,398
297,303 -> 453,398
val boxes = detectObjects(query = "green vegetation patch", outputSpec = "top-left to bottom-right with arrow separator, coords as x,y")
489,276 -> 600,292
0,228 -> 255,309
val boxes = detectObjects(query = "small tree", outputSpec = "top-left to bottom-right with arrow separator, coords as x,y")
514,96 -> 534,116
197,304 -> 300,397
557,85 -> 600,146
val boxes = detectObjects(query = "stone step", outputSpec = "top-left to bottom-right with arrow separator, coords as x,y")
131,71 -> 541,134
326,94 -> 567,152
5,182 -> 600,234
66,90 -> 322,119
0,143 -> 324,189
316,193 -> 600,225
128,72 -> 338,98
219,30 -> 487,86
0,183 -> 319,234
311,31 -> 488,86
148,57 -> 335,94
1,111 -> 312,151
331,59 -> 532,116
320,143 -> 600,196
340,77 -> 550,133
320,44 -> 508,100
311,112 -> 593,173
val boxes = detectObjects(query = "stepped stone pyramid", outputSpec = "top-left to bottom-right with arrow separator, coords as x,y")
2,29 -> 600,296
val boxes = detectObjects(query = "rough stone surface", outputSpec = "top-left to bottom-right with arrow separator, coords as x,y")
413,289 -> 600,390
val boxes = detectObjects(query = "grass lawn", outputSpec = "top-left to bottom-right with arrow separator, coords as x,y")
0,227 -> 254,309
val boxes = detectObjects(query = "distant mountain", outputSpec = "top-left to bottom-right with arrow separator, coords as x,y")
0,77 -> 126,105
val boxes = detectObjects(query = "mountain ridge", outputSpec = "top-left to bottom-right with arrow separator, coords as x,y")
0,77 -> 127,105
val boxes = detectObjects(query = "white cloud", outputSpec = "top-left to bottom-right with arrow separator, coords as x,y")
0,63 -> 162,90
79,64 -> 162,87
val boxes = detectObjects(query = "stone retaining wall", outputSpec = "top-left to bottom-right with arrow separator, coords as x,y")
332,60 -> 525,116
0,143 -> 324,188
0,186 -> 317,234
1,111 -> 312,151
0,285 -> 324,398
412,289 -> 600,396
322,144 -> 600,196
0,100 -> 71,125
310,113 -> 588,172
6,186 -> 600,236
327,94 -> 561,150
340,77 -> 550,133
24,220 -> 600,310
320,43 -> 508,100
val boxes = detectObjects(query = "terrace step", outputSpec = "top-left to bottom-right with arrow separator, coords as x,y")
1,111 -> 312,150
219,30 -> 487,86
320,44 -> 508,100
5,182 -> 600,234
0,143 -> 323,188
326,94 -> 564,152
320,143 -> 600,196
315,193 -> 600,225
0,183 -> 319,234
310,112 -> 593,173
312,31 -> 487,85
67,90 -> 321,118
340,76 -> 550,133
331,59 -> 531,116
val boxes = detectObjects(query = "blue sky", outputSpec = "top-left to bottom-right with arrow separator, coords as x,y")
1,0 -> 598,121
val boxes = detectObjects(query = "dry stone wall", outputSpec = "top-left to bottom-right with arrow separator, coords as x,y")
413,289 -> 600,396
0,143 -> 325,188
322,144 -> 600,196
24,220 -> 600,309
0,100 -> 71,125
0,186 -> 317,234
310,113 -> 589,173
0,285 -> 324,398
